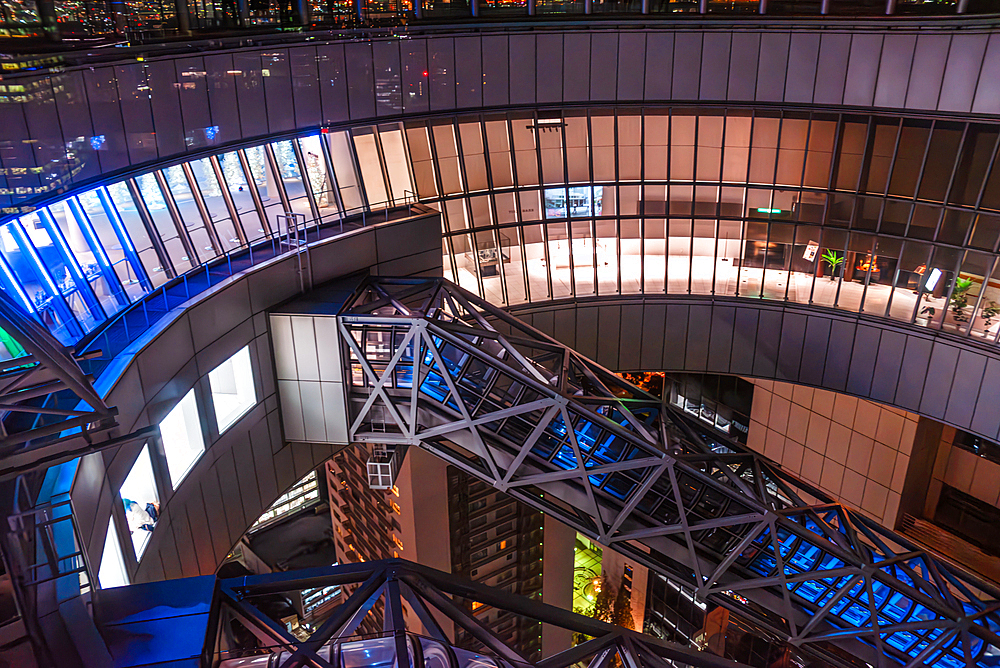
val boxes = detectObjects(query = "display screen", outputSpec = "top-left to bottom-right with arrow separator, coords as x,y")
544,186 -> 603,219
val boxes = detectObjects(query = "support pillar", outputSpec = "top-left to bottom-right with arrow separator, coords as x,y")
757,0 -> 766,13
175,0 -> 191,33
471,0 -> 479,17
641,0 -> 648,13
957,0 -> 969,12
885,0 -> 896,13
584,0 -> 591,13
699,0 -> 707,13
414,0 -> 422,19
820,0 -> 830,13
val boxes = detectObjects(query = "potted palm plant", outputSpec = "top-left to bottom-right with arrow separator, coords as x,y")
821,250 -> 844,280
950,277 -> 974,323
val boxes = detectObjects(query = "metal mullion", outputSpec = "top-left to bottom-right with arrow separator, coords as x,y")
93,187 -> 154,292
236,149 -> 272,236
449,119 -> 487,299
972,128 -> 1000,212
930,251 -> 966,332
586,112 -> 599,293
664,108 -> 671,295
961,253 -> 994,338
638,110 -> 646,295
533,112 -> 555,301
65,197 -> 130,307
559,116 -> 578,299
688,111 -> 703,296
8,220 -> 83,340
126,179 -> 176,279
857,233 -> 877,313
181,162 -> 223,254
209,155 -> 247,246
500,116 -> 531,302
263,142 -> 292,213
906,244 -> 936,325
938,123 -> 971,227
153,170 -> 198,266
615,111 -> 622,295
290,137 -> 322,226
880,240 -> 908,318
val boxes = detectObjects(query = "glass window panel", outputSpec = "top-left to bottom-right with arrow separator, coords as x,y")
565,114 -> 590,184
271,140 -> 312,220
969,213 -> 1000,252
862,236 -> 902,316
445,199 -> 469,232
98,518 -> 129,589
406,124 -> 439,199
120,445 -> 159,559
775,117 -> 808,187
469,195 -> 492,228
449,233 -> 481,296
570,220 -> 595,297
786,225 -> 819,306
667,218 -> 692,295
617,113 -> 641,182
218,152 -> 266,243
160,388 -> 205,489
546,222 -> 572,299
835,233 -> 876,313
918,124 -> 963,203
380,127 -> 415,202
591,114 -> 616,183
497,228 -> 526,305
475,229 -> 504,305
889,241 -> 932,323
1,219 -> 81,343
835,120 -> 867,191
518,190 -> 542,222
494,192 -> 518,225
511,114 -> 538,186
104,182 -> 170,284
643,217 -> 666,294
907,204 -> 940,241
595,219 -> 617,296
189,158 -> 241,252
804,118 -> 836,189
245,145 -> 289,234
749,116 -> 780,185
298,136 -> 341,224
691,218 -> 717,295
209,346 -> 256,433
76,187 -> 155,297
922,246 -> 963,330
644,113 -> 669,182
459,120 -> 489,192
521,224 -> 549,301
538,121 -> 565,186
938,209 -> 974,247
864,122 -> 899,194
723,115 -> 752,183
432,123 -> 464,195
880,200 -> 911,237
854,197 -> 882,232
47,201 -> 126,319
949,250 -> 993,336
326,132 -> 365,215
970,258 -> 1000,341
670,114 -> 696,182
888,122 -> 931,199
810,228 -> 847,309
951,126 -> 998,207
163,166 -> 216,263
485,118 -> 514,189
135,173 -> 193,274
621,218 -> 641,294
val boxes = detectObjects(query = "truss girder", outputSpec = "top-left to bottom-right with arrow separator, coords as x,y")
0,289 -> 119,477
336,277 -> 1000,668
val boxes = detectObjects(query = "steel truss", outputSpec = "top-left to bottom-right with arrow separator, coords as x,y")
0,289 -> 123,479
208,558 -> 748,668
335,277 -> 1000,668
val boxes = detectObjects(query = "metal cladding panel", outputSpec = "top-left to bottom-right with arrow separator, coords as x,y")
972,357 -> 1000,441
321,380 -> 349,444
291,47 -> 323,127
869,330 -> 906,404
619,303 -> 644,370
813,33 -> 850,105
290,316 -> 320,381
755,32 -> 790,103
672,32 -> 702,100
270,315 -> 297,381
482,35 -> 510,107
699,32 -> 731,101
575,306 -> 600,360
231,437 -> 263,530
843,34 -> 882,108
233,52 -> 267,138
822,319 -> 856,392
752,309 -> 782,378
727,32 -> 759,101
844,324 -> 880,397
532,309 -> 555,337
785,33 -> 820,104
640,303 -> 667,369
215,448 -> 247,540
317,44 -> 351,124
168,501 -> 199,576
918,342 -> 960,419
135,313 -> 195,405
706,304 -> 735,373
776,311 -> 807,381
894,335 -> 933,411
939,33 -> 988,114
314,316 -> 343,383
204,54 -> 241,142
597,304 -> 622,369
299,380 -> 326,442
536,33 -> 564,104
798,316 -> 831,386
972,33 -> 1000,116
454,36 -> 483,108
509,34 -> 537,106
685,304 -> 712,371
643,32 -> 673,101
372,41 -> 402,116
553,307 -> 576,347
905,35 -> 949,110
944,350 -> 987,427
188,282 -> 253,352
428,38 -> 456,111
663,303 -> 689,370
590,33 -> 619,102
401,40 -> 430,115
730,307 -> 758,375
617,32 -> 646,101
278,379 -> 306,441
874,34 -> 916,109
345,42 -> 376,120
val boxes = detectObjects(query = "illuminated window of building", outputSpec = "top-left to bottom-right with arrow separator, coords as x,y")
472,601 -> 483,611
119,445 -> 159,558
159,389 -> 205,489
392,534 -> 404,550
391,485 -> 400,497
499,539 -> 507,550
393,550 -> 399,558
98,518 -> 129,590
208,345 -> 256,433
390,500 -> 401,514
250,470 -> 319,531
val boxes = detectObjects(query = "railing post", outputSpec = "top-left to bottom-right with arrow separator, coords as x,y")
885,0 -> 896,13
820,0 -> 830,13
957,0 -> 968,11
641,0 -> 648,13
527,0 -> 535,15
471,0 -> 479,17
584,0 -> 591,12
699,0 -> 707,13
758,0 -> 766,13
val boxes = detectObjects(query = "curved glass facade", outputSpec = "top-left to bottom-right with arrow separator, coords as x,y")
5,107 -> 1000,352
